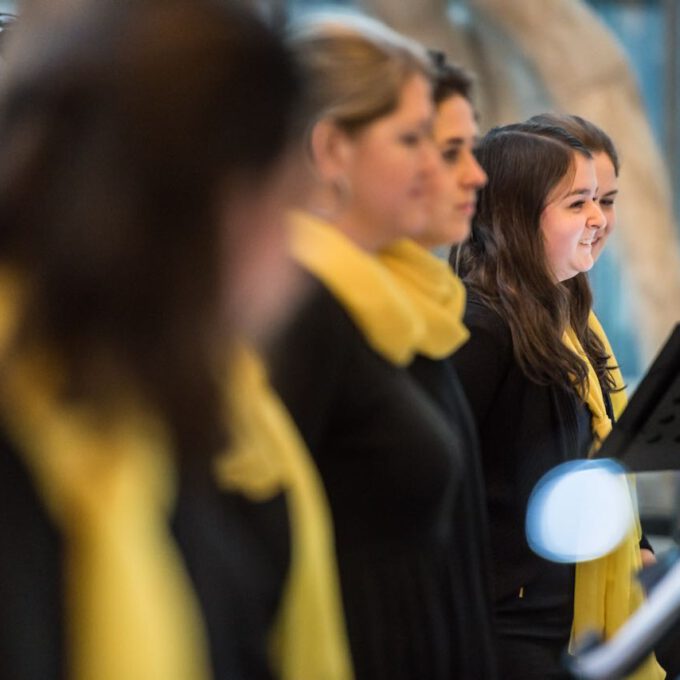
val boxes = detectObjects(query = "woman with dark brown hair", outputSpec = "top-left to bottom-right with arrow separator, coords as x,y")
451,122 -> 664,679
527,114 -> 620,266
0,1 -> 322,679
378,52 -> 497,678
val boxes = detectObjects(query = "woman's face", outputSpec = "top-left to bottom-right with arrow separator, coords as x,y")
419,94 -> 487,248
540,153 -> 605,282
591,151 -> 618,262
336,74 -> 438,250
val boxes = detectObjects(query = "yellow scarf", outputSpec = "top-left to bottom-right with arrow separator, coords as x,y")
379,239 -> 469,358
289,211 -> 423,366
215,346 -> 353,680
565,313 -> 665,679
0,275 -> 212,680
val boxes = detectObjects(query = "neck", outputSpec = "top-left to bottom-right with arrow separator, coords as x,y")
330,213 -> 387,253
413,235 -> 446,250
301,194 -> 391,253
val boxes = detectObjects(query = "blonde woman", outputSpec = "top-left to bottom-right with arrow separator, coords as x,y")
270,14 -> 469,679
0,2 -> 321,679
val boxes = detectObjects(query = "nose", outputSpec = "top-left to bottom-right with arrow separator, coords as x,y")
463,150 -> 487,189
587,200 -> 606,230
421,137 -> 441,176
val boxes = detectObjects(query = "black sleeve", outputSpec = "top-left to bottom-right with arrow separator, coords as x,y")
268,282 -> 345,454
639,533 -> 654,554
451,301 -> 513,427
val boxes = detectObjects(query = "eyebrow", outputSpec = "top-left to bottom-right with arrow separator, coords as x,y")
564,188 -> 592,198
601,189 -> 619,197
441,134 -> 480,145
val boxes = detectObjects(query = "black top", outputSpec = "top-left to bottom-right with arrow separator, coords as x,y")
408,353 -> 500,678
270,277 -> 465,680
0,427 -> 288,680
451,294 -> 593,644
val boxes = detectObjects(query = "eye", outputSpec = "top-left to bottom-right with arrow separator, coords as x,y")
441,147 -> 460,163
569,200 -> 585,210
599,198 -> 616,207
400,132 -> 421,147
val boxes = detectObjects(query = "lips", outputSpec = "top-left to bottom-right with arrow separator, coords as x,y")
456,202 -> 477,216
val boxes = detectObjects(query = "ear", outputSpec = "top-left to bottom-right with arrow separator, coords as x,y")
309,119 -> 354,184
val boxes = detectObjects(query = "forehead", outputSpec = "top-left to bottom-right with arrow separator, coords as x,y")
592,151 -> 617,188
546,153 -> 596,202
352,73 -> 432,144
391,73 -> 433,120
433,95 -> 478,139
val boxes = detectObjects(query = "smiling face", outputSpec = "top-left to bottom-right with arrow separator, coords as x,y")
418,94 -> 488,248
540,153 -> 605,282
331,74 -> 437,251
591,151 -> 619,262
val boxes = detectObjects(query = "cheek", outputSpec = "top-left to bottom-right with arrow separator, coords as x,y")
541,218 -> 580,264
367,144 -> 417,188
602,207 -> 616,233
435,167 -> 458,205
353,154 -> 413,211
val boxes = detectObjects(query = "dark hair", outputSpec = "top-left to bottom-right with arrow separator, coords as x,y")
453,122 -> 614,396
527,112 -> 620,175
428,50 -> 473,106
0,12 -> 14,56
526,113 -> 621,393
0,0 -> 301,463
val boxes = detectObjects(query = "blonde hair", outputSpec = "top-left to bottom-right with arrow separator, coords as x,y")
289,12 -> 432,136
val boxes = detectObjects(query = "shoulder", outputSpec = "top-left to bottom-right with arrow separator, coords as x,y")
462,291 -> 512,355
277,270 -> 356,348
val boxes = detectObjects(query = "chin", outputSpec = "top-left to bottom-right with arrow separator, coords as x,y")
443,220 -> 471,247
592,242 -> 607,263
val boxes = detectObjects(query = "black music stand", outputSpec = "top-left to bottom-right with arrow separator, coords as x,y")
596,323 -> 680,472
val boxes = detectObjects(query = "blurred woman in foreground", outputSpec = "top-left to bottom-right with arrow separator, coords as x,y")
0,1 -> 331,679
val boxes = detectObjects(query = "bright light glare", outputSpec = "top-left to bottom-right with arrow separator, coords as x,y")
526,459 -> 635,563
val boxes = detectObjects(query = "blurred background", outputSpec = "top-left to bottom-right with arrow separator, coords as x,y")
2,0 -> 679,551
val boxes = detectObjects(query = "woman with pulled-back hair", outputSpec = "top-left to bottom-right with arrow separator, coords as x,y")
378,51 -> 498,679
451,122 -> 664,678
0,2 -> 350,679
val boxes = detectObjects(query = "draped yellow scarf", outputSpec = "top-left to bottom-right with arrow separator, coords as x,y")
214,346 -> 353,680
0,273 -> 212,680
378,239 -> 469,359
289,211 -> 423,366
565,312 -> 665,679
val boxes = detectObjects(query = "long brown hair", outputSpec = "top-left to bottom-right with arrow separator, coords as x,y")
454,122 -> 614,396
0,0 -> 301,463
526,113 -> 620,176
527,113 -> 621,393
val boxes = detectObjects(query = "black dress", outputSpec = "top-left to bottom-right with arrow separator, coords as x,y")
451,294 -> 593,680
270,278 -> 465,680
0,427 -> 288,680
408,354 -> 499,679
